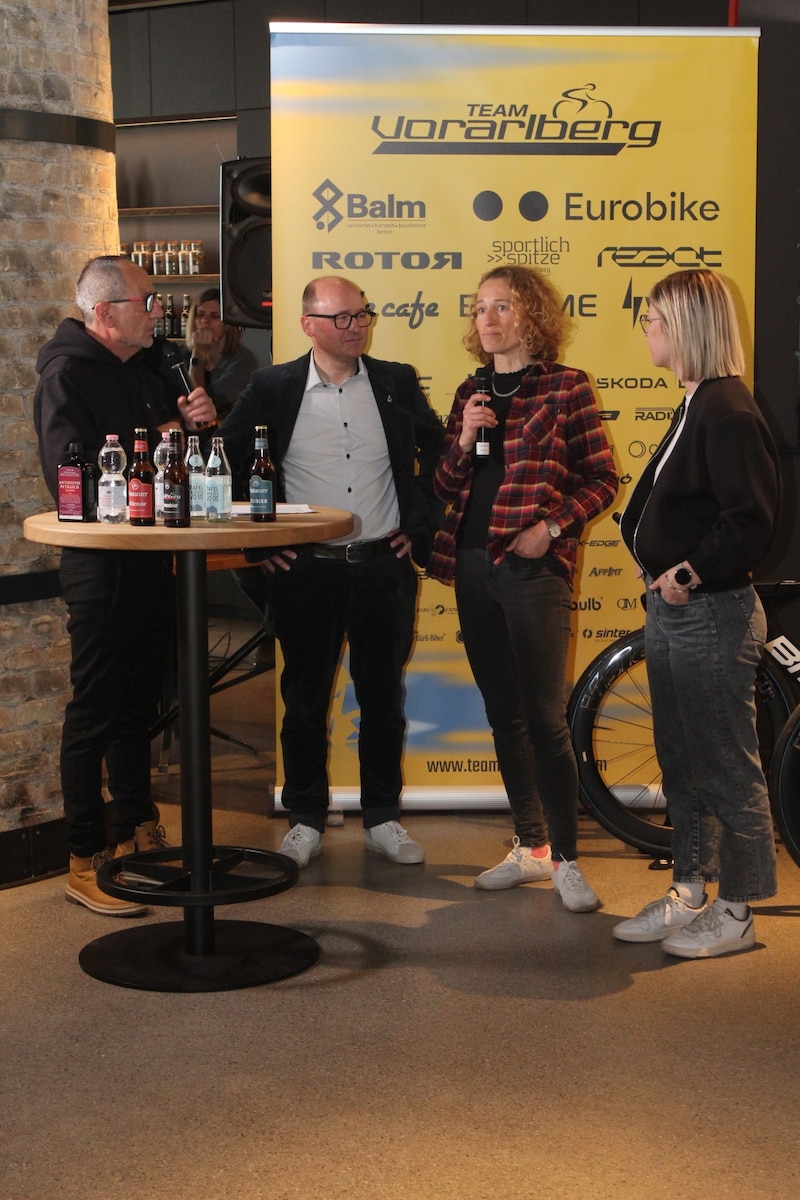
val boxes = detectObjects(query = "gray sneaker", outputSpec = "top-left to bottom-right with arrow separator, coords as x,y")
364,820 -> 424,864
613,887 -> 708,943
552,858 -> 599,912
279,824 -> 323,868
475,837 -> 553,890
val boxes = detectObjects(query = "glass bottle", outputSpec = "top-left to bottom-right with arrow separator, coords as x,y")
128,428 -> 155,526
57,442 -> 94,522
152,240 -> 166,276
139,241 -> 153,274
153,429 -> 171,521
189,240 -> 204,275
164,293 -> 176,338
180,292 -> 191,339
154,293 -> 165,339
178,240 -> 192,275
162,428 -> 190,527
185,433 -> 206,519
249,428 -> 276,522
164,241 -> 180,276
204,436 -> 232,521
97,434 -> 128,524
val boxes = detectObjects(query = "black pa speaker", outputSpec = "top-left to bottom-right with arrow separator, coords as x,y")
220,157 -> 272,328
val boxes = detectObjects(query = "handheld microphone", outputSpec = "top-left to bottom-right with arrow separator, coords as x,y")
474,371 -> 492,458
158,337 -> 192,395
156,337 -> 208,428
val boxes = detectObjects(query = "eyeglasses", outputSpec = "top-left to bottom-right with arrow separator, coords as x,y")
98,293 -> 159,313
638,313 -> 661,331
306,308 -> 375,330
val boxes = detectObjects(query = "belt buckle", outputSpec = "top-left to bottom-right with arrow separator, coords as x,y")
345,542 -> 362,564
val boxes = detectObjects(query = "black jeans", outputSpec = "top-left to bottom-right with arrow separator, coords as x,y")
454,547 -> 579,860
271,551 -> 418,832
59,548 -> 174,856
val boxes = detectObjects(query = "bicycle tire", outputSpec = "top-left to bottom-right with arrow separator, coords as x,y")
568,630 -> 793,856
769,702 -> 800,868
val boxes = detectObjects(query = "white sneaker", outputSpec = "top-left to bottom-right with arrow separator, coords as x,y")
475,837 -> 553,890
613,887 -> 708,943
552,858 -> 599,912
662,900 -> 755,959
278,824 -> 323,868
364,820 -> 424,864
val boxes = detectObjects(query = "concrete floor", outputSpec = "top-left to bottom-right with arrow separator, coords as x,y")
3,619 -> 800,1200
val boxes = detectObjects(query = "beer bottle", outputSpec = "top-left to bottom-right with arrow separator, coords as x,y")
162,428 -> 190,527
180,292 -> 191,339
249,427 -> 276,522
128,428 -> 155,526
164,293 -> 176,339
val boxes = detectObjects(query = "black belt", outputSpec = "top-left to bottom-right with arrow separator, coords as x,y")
295,537 -> 396,564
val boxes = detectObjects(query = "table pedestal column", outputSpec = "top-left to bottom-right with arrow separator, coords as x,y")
78,550 -> 319,992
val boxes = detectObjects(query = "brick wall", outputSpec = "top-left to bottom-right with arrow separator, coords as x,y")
0,0 -> 119,832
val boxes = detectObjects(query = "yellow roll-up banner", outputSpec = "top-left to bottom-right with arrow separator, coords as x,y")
269,23 -> 759,809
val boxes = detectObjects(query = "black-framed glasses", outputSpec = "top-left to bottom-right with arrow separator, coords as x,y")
306,308 -> 375,330
638,312 -> 661,331
98,293 -> 159,313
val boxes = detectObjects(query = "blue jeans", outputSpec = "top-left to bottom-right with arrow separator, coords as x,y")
646,583 -> 777,902
454,548 -> 579,860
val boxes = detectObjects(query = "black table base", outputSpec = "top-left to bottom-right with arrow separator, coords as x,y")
79,918 -> 320,992
83,548 -> 320,993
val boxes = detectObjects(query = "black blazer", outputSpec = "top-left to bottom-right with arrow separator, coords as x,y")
218,351 -> 445,565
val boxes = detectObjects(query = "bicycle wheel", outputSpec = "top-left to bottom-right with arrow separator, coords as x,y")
569,631 -> 669,855
568,632 -> 793,856
769,703 -> 800,868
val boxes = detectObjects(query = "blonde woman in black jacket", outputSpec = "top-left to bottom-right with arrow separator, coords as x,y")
615,269 -> 781,959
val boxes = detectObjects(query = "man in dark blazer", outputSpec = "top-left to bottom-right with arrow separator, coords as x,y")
218,276 -> 444,867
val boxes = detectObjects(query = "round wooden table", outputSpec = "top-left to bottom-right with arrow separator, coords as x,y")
24,508 -> 354,992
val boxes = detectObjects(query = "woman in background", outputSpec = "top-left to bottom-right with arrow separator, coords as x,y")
428,265 -> 618,912
614,269 -> 780,958
184,287 -> 258,421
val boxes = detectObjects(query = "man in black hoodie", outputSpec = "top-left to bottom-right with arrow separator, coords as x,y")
34,255 -> 216,916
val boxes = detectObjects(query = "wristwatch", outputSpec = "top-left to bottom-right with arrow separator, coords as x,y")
546,519 -> 561,539
673,565 -> 693,587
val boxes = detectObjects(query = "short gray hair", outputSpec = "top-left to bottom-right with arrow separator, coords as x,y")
75,256 -> 131,321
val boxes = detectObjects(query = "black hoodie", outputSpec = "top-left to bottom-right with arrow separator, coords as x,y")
34,318 -> 180,500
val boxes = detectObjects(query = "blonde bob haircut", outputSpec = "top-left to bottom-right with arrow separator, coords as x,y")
463,265 -> 573,366
648,269 -> 745,383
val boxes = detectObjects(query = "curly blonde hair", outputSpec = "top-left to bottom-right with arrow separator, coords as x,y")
463,266 -> 573,365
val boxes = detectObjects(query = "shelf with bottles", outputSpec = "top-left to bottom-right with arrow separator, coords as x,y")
150,274 -> 218,285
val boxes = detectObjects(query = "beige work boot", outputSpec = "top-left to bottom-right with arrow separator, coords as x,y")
115,817 -> 181,884
115,816 -> 170,857
65,852 -> 148,916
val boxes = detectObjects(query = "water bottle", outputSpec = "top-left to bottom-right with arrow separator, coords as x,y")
185,434 -> 206,519
153,430 -> 171,521
97,434 -> 128,524
204,436 -> 232,521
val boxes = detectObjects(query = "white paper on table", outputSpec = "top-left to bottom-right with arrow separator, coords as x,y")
230,502 -> 315,515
